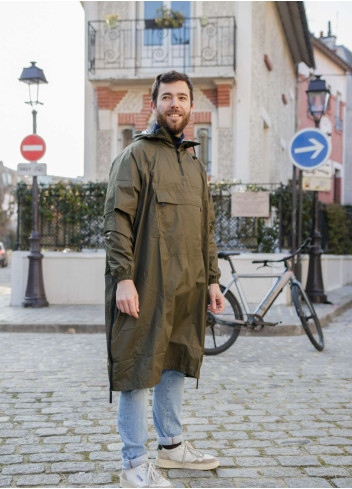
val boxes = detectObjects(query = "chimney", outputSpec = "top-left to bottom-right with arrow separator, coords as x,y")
320,21 -> 337,50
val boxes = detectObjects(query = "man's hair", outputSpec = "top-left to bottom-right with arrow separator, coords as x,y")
152,71 -> 193,106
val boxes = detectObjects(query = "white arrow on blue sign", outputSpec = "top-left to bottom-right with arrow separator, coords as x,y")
288,128 -> 331,171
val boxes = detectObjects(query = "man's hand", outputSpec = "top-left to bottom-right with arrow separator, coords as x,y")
116,280 -> 139,319
208,283 -> 225,314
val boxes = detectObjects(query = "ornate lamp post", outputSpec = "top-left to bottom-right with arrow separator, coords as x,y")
305,75 -> 330,303
19,62 -> 49,307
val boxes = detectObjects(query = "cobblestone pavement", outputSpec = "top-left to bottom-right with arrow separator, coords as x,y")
0,309 -> 352,488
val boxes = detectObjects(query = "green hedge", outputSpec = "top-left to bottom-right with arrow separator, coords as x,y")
16,181 -> 352,254
17,181 -> 107,250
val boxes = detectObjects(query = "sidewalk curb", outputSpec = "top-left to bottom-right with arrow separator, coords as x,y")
0,296 -> 351,335
0,323 -> 105,334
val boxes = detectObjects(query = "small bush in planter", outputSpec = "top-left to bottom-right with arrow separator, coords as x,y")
155,7 -> 185,28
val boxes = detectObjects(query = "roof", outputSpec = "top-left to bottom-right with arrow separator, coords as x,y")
275,2 -> 315,68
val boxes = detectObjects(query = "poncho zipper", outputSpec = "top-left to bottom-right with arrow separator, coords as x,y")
176,148 -> 184,176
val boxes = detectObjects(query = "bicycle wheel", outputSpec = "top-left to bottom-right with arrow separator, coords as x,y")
204,284 -> 243,355
291,282 -> 324,351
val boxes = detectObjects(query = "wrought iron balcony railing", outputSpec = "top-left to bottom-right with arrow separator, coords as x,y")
88,17 -> 236,76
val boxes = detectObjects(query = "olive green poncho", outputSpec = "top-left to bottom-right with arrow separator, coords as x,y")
104,127 -> 220,392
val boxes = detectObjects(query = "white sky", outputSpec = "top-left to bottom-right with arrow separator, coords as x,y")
0,1 -> 84,178
0,1 -> 351,179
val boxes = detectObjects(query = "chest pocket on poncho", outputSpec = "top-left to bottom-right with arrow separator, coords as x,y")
155,188 -> 203,256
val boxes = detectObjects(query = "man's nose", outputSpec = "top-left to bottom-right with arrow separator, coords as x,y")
170,98 -> 180,108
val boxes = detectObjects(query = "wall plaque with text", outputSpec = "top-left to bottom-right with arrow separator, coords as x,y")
231,192 -> 270,217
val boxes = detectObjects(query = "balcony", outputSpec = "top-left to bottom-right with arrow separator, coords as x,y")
88,17 -> 236,80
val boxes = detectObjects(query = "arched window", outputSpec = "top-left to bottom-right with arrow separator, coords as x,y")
122,128 -> 133,149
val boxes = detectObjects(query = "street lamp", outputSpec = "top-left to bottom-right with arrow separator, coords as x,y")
19,61 -> 49,308
306,75 -> 330,128
305,75 -> 330,303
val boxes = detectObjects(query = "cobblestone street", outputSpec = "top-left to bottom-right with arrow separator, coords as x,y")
0,305 -> 351,488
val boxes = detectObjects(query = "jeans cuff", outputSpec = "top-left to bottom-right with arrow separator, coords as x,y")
158,434 -> 183,446
122,453 -> 149,470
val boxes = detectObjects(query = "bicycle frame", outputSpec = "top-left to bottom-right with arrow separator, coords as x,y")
222,258 -> 296,322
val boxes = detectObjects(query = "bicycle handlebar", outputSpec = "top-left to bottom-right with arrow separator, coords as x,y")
251,238 -> 311,266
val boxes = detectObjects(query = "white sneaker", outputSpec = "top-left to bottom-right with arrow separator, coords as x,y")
156,441 -> 219,470
119,461 -> 173,488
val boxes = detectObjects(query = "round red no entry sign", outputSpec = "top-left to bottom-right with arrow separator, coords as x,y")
20,134 -> 46,162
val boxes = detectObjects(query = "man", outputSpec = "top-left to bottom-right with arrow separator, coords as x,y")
104,71 -> 225,488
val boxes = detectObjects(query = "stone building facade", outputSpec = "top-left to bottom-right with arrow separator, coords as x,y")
83,1 -> 313,184
298,32 -> 352,205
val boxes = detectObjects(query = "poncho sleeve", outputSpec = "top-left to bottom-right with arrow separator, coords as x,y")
208,190 -> 221,284
104,151 -> 141,283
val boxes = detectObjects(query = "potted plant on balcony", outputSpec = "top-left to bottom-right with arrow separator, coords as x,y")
156,7 -> 185,28
105,13 -> 119,29
145,7 -> 185,29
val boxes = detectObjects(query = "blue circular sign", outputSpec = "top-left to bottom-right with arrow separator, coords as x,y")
288,128 -> 331,171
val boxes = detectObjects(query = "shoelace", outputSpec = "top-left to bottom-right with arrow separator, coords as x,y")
144,462 -> 165,485
181,441 -> 204,463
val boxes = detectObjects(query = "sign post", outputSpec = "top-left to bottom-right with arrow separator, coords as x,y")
19,132 -> 48,308
288,128 -> 331,304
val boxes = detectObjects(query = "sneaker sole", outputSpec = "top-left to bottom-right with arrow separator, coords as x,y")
120,475 -> 174,488
119,477 -> 136,488
156,458 -> 219,470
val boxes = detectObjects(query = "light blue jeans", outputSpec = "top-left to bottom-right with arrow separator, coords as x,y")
118,369 -> 185,469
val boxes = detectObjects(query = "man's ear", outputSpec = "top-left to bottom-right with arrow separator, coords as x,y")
190,101 -> 194,115
151,100 -> 156,112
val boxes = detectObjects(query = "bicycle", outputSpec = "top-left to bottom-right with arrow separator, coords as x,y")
205,238 -> 324,355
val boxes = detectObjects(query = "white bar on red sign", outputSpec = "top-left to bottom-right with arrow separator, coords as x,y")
22,145 -> 44,151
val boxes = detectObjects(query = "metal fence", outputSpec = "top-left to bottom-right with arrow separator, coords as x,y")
16,183 -> 107,251
16,182 -> 284,252
210,183 -> 283,251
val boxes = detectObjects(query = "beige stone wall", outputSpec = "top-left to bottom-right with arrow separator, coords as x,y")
96,131 -> 112,181
249,1 -> 296,185
199,1 -> 235,17
97,1 -> 131,21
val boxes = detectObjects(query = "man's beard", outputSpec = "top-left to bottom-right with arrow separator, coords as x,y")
155,109 -> 191,136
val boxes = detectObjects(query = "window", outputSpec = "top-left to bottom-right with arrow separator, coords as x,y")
170,1 -> 190,46
144,1 -> 163,46
122,128 -> 133,149
326,85 -> 332,111
335,92 -> 343,131
196,126 -> 211,174
144,1 -> 190,46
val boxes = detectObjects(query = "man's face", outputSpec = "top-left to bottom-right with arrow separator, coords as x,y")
152,80 -> 193,137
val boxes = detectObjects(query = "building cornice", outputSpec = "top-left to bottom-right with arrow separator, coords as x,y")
275,1 -> 315,68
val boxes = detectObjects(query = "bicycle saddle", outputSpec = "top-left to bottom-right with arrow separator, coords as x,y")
218,251 -> 241,258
